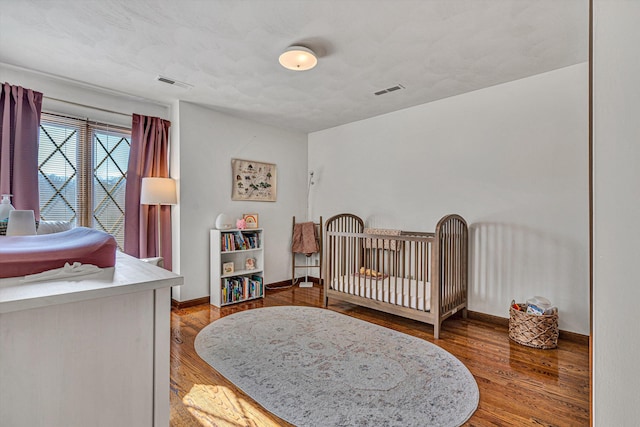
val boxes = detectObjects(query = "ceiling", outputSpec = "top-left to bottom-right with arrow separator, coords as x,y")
0,0 -> 588,133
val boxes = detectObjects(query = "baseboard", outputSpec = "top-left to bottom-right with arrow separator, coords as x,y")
557,329 -> 589,346
467,310 -> 589,345
265,279 -> 292,289
171,277 -> 323,306
297,275 -> 321,284
171,296 -> 210,309
267,276 -> 322,289
467,310 -> 509,326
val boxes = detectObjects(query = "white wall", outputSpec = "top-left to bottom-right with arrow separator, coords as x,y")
593,1 -> 640,423
309,64 -> 589,334
0,63 -> 169,125
174,101 -> 308,302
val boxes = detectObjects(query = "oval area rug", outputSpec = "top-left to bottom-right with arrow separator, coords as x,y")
194,306 -> 479,427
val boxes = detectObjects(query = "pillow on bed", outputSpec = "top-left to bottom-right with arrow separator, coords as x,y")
37,220 -> 73,235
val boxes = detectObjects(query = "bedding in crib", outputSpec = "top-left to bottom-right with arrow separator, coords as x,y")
331,274 -> 431,311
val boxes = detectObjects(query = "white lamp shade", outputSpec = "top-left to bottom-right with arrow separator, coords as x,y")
279,46 -> 318,71
6,210 -> 37,236
140,177 -> 177,205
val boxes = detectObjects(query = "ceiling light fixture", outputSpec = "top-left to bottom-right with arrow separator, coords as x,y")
278,45 -> 318,71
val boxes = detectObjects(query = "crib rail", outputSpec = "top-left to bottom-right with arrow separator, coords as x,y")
325,213 -> 364,234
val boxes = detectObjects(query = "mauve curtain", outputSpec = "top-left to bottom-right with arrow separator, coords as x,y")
0,83 -> 43,218
124,114 -> 173,270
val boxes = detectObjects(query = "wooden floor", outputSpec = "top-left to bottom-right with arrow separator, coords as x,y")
170,284 -> 590,426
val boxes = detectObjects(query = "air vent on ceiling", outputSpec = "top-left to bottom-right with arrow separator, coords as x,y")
155,75 -> 193,89
374,84 -> 405,96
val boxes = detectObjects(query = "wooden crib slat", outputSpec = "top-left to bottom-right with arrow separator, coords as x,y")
453,221 -> 458,310
448,221 -> 454,311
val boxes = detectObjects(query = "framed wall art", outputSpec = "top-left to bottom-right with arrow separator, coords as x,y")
231,159 -> 277,202
243,213 -> 259,228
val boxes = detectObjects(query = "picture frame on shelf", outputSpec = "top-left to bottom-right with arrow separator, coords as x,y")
245,257 -> 256,270
243,213 -> 258,229
232,159 -> 277,202
223,262 -> 234,274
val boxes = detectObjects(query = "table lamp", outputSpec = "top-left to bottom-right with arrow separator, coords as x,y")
140,177 -> 177,257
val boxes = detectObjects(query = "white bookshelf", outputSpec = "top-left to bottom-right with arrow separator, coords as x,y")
210,228 -> 264,307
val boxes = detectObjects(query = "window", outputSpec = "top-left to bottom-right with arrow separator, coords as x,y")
38,113 -> 131,249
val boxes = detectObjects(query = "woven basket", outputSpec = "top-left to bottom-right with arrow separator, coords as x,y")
508,303 -> 558,349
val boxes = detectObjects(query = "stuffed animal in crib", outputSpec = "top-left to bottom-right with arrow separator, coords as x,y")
359,266 -> 382,277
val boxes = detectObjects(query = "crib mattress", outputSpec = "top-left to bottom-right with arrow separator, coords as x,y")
0,227 -> 117,278
331,274 -> 431,311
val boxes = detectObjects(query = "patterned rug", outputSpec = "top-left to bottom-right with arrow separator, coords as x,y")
194,306 -> 479,427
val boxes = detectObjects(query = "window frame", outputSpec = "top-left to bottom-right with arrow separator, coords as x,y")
38,112 -> 131,248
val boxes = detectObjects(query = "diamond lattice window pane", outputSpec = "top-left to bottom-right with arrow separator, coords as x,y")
38,123 -> 78,223
93,131 -> 130,250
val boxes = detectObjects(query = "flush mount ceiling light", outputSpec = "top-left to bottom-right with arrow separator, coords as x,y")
278,45 -> 318,71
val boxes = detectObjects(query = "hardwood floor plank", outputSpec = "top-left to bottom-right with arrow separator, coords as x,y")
170,285 -> 589,426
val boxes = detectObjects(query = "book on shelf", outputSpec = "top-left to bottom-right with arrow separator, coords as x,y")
243,232 -> 260,249
220,231 -> 261,251
233,231 -> 247,250
221,274 -> 264,304
251,274 -> 263,297
221,233 -> 235,252
223,262 -> 234,274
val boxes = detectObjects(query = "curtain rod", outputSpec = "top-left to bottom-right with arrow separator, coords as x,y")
44,96 -> 131,117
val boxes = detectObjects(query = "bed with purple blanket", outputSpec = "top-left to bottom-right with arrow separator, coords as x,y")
0,227 -> 117,279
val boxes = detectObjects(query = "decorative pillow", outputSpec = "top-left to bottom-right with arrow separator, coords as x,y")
363,228 -> 402,251
37,220 -> 73,235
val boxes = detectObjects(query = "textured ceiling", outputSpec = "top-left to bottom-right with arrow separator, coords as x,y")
0,0 -> 588,133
